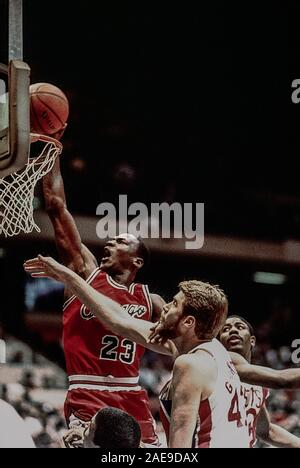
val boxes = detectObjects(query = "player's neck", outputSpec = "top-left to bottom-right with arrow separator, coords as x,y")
176,335 -> 211,355
110,270 -> 136,288
238,350 -> 251,363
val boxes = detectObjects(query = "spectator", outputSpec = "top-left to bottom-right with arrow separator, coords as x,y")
0,399 -> 35,448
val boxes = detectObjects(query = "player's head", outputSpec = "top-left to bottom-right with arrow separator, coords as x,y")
83,407 -> 141,448
157,280 -> 228,341
100,233 -> 150,276
219,315 -> 256,361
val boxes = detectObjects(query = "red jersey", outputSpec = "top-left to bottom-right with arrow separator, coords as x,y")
241,383 -> 270,448
62,268 -> 158,445
63,268 -> 153,385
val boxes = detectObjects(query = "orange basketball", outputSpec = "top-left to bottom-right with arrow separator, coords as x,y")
30,83 -> 69,136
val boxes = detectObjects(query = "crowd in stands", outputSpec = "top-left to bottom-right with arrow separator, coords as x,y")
1,324 -> 300,448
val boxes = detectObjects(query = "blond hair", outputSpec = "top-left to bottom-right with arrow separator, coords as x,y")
179,280 -> 228,340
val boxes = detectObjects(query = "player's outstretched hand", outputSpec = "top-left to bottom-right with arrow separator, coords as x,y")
24,255 -> 70,283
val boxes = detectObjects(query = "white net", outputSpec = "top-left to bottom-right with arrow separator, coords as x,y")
0,134 -> 62,237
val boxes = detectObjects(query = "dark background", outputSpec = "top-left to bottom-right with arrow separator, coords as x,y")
1,0 -> 299,239
1,0 -> 300,366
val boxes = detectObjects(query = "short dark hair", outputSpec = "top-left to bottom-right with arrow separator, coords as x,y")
93,407 -> 141,448
227,315 -> 255,336
136,237 -> 150,268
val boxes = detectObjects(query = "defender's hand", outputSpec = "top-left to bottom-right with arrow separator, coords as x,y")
24,255 -> 70,283
63,426 -> 85,448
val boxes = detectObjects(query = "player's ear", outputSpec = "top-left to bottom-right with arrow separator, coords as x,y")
183,315 -> 196,330
133,257 -> 144,270
250,335 -> 256,349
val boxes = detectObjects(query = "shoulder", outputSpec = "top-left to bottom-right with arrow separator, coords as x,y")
174,351 -> 217,376
0,399 -> 15,413
229,351 -> 248,366
81,244 -> 98,268
150,294 -> 165,321
173,352 -> 217,396
150,293 -> 165,307
0,400 -> 21,421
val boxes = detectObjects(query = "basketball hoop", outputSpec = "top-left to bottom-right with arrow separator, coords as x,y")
0,133 -> 62,237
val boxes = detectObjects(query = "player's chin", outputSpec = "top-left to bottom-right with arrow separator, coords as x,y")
226,342 -> 244,353
100,259 -> 117,273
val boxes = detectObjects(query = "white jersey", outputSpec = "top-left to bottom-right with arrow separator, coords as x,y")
241,383 -> 270,448
160,339 -> 249,448
0,399 -> 35,448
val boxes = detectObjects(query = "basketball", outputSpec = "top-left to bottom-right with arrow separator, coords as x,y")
29,83 -> 69,136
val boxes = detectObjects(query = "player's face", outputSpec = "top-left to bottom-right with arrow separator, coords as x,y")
157,291 -> 186,339
100,233 -> 142,274
219,317 -> 255,358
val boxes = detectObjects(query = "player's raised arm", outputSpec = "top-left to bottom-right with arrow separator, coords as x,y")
230,351 -> 300,389
24,255 -> 176,357
43,157 -> 97,278
256,405 -> 300,448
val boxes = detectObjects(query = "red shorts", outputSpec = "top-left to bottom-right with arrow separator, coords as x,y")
64,388 -> 158,446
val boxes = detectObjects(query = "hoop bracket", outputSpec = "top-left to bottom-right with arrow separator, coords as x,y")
0,60 -> 30,178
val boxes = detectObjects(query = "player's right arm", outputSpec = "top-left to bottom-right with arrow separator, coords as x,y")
43,158 -> 97,278
24,255 -> 177,357
230,351 -> 300,389
169,353 -> 216,448
256,405 -> 300,448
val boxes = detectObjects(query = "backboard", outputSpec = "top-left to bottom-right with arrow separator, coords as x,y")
0,63 -> 9,165
0,0 -> 30,179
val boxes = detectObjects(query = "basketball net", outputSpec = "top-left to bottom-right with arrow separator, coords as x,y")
0,134 -> 62,237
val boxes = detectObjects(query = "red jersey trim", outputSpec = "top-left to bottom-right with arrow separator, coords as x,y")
107,275 -> 128,290
68,383 -> 142,392
68,374 -> 139,384
197,399 -> 212,448
129,283 -> 136,295
68,374 -> 141,391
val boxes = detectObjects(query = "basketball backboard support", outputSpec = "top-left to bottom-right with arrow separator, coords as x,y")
0,63 -> 9,163
0,0 -> 30,179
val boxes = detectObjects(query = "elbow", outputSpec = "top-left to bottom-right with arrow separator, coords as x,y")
257,426 -> 272,444
258,432 -> 272,445
45,195 -> 66,214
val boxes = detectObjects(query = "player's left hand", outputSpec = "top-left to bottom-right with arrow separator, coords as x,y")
24,255 -> 70,283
